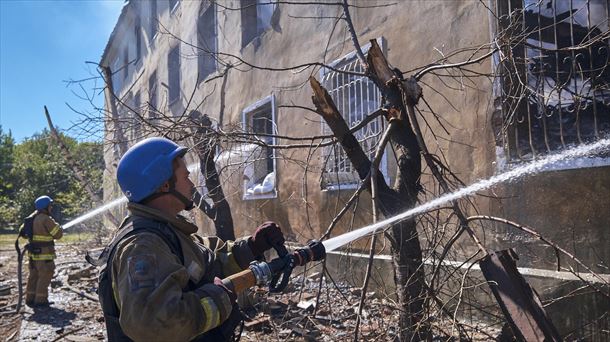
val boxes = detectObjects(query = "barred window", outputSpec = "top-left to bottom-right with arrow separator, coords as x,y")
320,40 -> 387,190
496,0 -> 610,164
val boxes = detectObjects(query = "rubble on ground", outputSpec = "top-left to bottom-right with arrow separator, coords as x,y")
0,242 -> 500,341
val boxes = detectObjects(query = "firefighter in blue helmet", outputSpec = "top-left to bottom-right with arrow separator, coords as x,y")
20,195 -> 63,307
97,137 -> 284,341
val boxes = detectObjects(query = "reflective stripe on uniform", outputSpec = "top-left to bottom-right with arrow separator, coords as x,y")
199,297 -> 221,332
30,253 -> 55,260
49,225 -> 61,236
32,234 -> 54,242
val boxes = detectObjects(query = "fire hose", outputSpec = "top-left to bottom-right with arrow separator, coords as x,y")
221,240 -> 326,294
12,238 -> 27,314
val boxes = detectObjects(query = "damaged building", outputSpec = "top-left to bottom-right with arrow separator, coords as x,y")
100,0 -> 610,338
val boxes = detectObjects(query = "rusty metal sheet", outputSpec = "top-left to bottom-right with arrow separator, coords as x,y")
480,249 -> 562,342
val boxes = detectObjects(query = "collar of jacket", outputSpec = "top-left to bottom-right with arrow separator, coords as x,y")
127,202 -> 198,235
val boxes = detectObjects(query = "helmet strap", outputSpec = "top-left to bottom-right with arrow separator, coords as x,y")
140,177 -> 195,211
167,177 -> 195,211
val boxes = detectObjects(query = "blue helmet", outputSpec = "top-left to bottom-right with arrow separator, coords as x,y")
117,137 -> 188,202
35,196 -> 53,210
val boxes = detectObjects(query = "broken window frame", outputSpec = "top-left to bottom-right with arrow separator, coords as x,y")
197,2 -> 218,83
319,38 -> 390,191
493,0 -> 610,171
241,95 -> 278,200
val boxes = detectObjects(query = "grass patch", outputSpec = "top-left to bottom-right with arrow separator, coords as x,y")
0,232 -> 97,247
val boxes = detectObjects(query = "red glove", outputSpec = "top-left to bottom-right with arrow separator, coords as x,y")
214,277 -> 236,303
248,221 -> 285,257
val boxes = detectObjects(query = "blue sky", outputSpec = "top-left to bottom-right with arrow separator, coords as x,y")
0,0 -> 124,142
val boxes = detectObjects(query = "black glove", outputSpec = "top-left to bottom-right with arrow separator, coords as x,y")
248,221 -> 285,257
214,276 -> 236,303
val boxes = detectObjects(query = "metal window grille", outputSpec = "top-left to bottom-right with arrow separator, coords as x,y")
320,56 -> 383,189
497,0 -> 610,163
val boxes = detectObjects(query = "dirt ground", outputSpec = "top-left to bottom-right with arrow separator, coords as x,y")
0,241 -> 499,342
0,241 -> 106,342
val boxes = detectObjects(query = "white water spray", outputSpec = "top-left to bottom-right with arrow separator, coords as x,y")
63,196 -> 128,229
322,138 -> 610,252
61,163 -> 201,230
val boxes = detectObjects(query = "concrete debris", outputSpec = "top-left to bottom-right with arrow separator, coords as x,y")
0,284 -> 13,296
296,299 -> 316,311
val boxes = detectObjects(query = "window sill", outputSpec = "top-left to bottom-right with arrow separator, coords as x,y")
495,146 -> 610,172
243,190 -> 278,201
321,183 -> 360,191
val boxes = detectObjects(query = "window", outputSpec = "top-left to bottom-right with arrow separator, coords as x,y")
149,0 -> 158,41
319,40 -> 387,190
111,56 -> 123,94
241,0 -> 275,48
148,71 -> 158,120
168,45 -> 181,104
496,0 -> 610,165
135,18 -> 141,61
197,3 -> 217,82
169,0 -> 179,13
123,47 -> 129,80
133,92 -> 141,137
241,95 -> 277,200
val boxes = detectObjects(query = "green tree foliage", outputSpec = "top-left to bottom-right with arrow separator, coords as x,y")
0,126 -> 17,228
0,128 -> 103,230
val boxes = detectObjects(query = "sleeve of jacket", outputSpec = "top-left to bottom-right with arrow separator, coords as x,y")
113,232 -> 233,341
44,216 -> 62,240
199,236 -> 256,277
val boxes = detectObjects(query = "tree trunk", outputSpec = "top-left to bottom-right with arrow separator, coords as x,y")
189,111 -> 235,241
310,43 -> 428,337
365,40 -> 427,341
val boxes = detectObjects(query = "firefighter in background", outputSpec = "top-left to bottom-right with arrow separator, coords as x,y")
97,137 -> 284,341
21,195 -> 63,307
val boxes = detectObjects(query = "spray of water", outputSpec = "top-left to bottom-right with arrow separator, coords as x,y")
63,197 -> 128,229
61,163 -> 201,230
322,138 -> 610,252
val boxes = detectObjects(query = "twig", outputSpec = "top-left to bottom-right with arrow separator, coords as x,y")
51,326 -> 86,342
